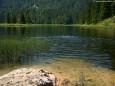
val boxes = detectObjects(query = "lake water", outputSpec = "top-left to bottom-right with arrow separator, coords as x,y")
0,26 -> 115,71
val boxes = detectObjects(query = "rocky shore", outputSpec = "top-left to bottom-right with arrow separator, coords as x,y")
0,68 -> 57,86
0,58 -> 115,86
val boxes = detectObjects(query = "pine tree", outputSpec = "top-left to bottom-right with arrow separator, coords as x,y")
111,2 -> 115,16
6,12 -> 10,23
20,12 -> 26,24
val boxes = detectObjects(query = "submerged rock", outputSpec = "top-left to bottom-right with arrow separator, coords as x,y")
0,68 -> 57,86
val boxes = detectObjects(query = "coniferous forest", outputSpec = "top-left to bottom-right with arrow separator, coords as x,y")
0,0 -> 115,24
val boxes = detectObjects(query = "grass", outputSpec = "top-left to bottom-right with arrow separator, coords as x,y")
0,23 -> 115,29
0,23 -> 70,27
0,38 -> 51,65
97,16 -> 115,26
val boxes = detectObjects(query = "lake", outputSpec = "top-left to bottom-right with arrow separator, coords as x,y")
0,26 -> 115,72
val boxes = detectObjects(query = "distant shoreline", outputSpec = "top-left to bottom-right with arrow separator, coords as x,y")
0,24 -> 115,28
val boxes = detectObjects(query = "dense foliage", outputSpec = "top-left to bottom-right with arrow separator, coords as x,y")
84,1 -> 115,24
0,0 -> 115,24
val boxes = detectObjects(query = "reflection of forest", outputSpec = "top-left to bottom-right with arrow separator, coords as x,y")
0,27 -> 115,38
100,41 -> 115,69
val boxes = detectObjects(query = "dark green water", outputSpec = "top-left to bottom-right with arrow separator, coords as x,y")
0,26 -> 115,70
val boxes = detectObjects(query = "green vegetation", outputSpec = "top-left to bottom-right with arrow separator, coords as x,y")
0,38 -> 51,64
0,24 -> 69,27
77,16 -> 115,28
97,16 -> 115,26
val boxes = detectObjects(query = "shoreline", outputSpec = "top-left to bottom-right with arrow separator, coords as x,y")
0,24 -> 115,28
0,58 -> 115,86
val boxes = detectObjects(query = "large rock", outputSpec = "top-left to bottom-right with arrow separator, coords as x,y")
0,68 -> 57,86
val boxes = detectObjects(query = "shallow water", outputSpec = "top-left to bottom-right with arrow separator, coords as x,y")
0,26 -> 115,72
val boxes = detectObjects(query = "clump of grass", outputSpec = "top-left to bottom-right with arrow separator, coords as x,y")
75,72 -> 86,86
0,38 -> 51,64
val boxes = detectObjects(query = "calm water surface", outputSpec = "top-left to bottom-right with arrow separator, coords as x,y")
0,26 -> 115,70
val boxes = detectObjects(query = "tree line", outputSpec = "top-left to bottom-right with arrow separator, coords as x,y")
79,1 -> 115,24
1,1 -> 115,24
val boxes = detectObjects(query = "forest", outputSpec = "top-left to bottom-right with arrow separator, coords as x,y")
0,0 -> 115,24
